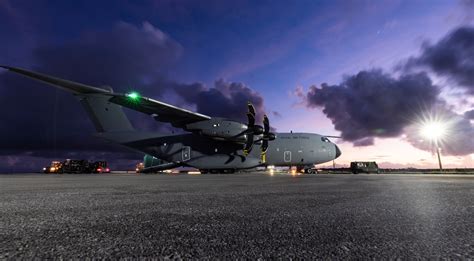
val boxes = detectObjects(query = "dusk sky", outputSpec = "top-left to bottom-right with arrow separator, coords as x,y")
0,0 -> 473,172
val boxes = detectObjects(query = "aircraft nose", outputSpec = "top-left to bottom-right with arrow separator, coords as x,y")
335,144 -> 341,159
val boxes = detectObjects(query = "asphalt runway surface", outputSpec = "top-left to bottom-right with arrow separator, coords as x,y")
0,173 -> 473,259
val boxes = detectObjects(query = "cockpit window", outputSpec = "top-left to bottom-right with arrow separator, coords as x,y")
321,137 -> 330,142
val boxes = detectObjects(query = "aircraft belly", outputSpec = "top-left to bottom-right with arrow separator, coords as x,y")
127,135 -> 261,169
186,155 -> 261,169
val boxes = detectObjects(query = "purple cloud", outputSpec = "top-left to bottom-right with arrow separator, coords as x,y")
403,26 -> 474,93
172,79 -> 266,123
301,70 -> 440,142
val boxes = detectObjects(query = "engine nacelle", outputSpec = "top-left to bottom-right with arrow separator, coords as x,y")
185,118 -> 248,142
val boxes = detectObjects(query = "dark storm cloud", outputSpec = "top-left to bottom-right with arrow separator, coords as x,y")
32,21 -> 182,88
299,26 -> 474,154
0,22 -> 182,158
173,79 -> 266,123
404,26 -> 474,92
303,70 -> 440,144
464,109 -> 474,119
298,28 -> 474,156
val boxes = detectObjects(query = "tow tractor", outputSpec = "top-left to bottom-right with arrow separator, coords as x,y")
91,161 -> 110,173
43,161 -> 63,173
42,160 -> 110,174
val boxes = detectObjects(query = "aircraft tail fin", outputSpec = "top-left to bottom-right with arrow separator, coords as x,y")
0,65 -> 134,132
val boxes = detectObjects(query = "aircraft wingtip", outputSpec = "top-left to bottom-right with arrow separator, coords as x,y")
0,65 -> 13,71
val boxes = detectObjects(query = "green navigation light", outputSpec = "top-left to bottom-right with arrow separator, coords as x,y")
126,92 -> 140,100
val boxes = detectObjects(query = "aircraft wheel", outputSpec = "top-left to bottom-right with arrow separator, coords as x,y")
200,169 -> 209,174
210,169 -> 219,174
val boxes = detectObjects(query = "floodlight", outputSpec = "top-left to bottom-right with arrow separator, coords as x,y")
420,121 -> 447,141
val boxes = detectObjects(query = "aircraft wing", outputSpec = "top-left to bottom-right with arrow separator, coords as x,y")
0,65 -> 211,129
108,94 -> 211,128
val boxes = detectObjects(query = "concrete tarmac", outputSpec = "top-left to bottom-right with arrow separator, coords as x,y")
0,173 -> 473,259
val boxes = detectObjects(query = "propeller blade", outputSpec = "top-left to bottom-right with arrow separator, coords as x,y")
247,102 -> 256,117
242,102 -> 275,160
243,133 -> 254,156
261,139 -> 268,153
247,112 -> 255,127
263,114 -> 269,134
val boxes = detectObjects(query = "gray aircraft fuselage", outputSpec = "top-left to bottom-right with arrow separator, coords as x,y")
101,130 -> 341,170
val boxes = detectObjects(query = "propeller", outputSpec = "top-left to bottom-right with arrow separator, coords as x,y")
243,102 -> 259,155
260,114 -> 276,163
243,102 -> 276,164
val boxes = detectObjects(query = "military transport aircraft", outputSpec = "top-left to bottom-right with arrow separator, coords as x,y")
1,65 -> 341,173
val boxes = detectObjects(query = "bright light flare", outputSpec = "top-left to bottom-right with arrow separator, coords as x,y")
413,109 -> 455,150
420,121 -> 447,141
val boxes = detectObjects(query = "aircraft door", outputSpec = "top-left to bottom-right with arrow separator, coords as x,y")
284,151 -> 291,162
182,146 -> 191,161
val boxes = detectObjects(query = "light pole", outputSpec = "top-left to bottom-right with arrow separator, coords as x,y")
436,146 -> 443,170
421,121 -> 446,171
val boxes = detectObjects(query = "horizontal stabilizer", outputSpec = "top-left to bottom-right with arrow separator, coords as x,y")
0,65 -> 111,94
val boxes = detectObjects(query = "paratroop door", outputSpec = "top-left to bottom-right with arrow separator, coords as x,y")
284,151 -> 291,162
182,146 -> 191,161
